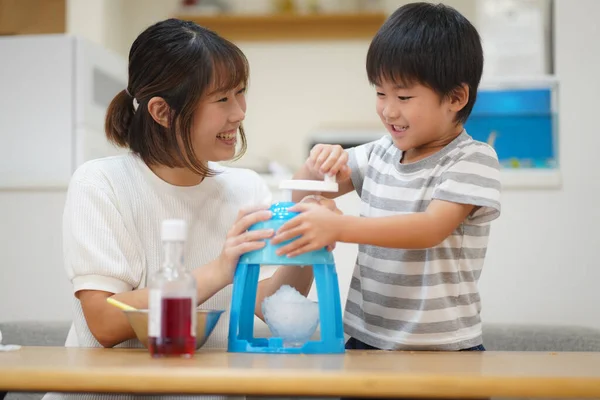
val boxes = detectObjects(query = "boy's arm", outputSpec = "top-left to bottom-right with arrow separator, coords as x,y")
273,199 -> 474,257
337,200 -> 474,249
336,142 -> 501,249
276,141 -> 502,256
275,144 -> 501,257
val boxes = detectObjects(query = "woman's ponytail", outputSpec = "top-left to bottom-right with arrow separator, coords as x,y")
105,89 -> 135,147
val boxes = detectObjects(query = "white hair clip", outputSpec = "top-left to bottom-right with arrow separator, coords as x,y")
125,88 -> 139,112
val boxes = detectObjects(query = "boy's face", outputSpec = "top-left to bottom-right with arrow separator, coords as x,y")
375,79 -> 459,152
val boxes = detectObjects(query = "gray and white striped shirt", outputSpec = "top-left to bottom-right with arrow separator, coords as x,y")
344,131 -> 501,350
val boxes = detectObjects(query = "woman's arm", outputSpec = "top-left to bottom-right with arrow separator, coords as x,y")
78,207 -> 274,348
78,258 -> 230,348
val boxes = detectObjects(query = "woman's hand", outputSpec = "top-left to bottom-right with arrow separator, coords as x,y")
218,205 -> 274,283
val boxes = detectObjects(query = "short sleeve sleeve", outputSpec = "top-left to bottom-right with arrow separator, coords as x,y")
432,144 -> 502,224
63,178 -> 144,295
347,137 -> 384,197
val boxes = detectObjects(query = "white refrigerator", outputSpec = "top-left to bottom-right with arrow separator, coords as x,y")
0,35 -> 127,322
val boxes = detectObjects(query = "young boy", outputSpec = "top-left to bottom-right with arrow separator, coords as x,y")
272,2 -> 501,353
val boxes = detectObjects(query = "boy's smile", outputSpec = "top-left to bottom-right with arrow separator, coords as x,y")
391,124 -> 408,134
375,79 -> 468,163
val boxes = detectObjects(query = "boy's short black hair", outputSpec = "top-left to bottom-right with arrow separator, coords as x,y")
367,2 -> 483,123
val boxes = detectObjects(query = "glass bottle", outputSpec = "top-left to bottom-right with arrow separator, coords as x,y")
148,219 -> 197,357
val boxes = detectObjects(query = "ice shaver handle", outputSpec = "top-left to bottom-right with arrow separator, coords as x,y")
278,174 -> 339,193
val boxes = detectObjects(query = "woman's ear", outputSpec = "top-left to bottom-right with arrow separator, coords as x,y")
447,83 -> 469,113
147,97 -> 171,128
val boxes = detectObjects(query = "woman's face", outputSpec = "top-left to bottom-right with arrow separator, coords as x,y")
189,84 -> 247,163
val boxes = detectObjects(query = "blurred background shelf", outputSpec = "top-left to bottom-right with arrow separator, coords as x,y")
0,0 -> 65,35
175,12 -> 387,41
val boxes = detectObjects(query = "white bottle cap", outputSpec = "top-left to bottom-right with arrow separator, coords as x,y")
278,174 -> 339,193
161,219 -> 187,242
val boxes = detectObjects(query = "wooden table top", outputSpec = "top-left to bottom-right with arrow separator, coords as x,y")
1,347 -> 600,398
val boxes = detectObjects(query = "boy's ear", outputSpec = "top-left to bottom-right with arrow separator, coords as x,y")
147,97 -> 171,128
447,83 -> 469,113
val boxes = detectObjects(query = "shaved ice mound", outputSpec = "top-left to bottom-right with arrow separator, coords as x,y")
261,285 -> 319,347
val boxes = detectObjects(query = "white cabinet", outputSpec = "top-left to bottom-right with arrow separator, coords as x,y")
0,35 -> 126,322
0,34 -> 127,189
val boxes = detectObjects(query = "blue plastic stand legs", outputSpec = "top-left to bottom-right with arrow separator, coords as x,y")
227,202 -> 345,354
228,263 -> 345,354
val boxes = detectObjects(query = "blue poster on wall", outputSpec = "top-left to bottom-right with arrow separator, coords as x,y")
464,84 -> 558,169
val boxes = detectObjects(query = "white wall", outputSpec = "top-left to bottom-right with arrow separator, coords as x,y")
66,0 -> 125,53
477,0 -> 600,328
240,40 -> 380,170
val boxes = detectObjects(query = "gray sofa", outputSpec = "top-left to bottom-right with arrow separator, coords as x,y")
1,321 -> 600,400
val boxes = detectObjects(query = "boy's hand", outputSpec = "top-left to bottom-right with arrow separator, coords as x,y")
299,195 -> 342,215
272,201 -> 342,258
297,195 -> 342,251
307,144 -> 352,182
